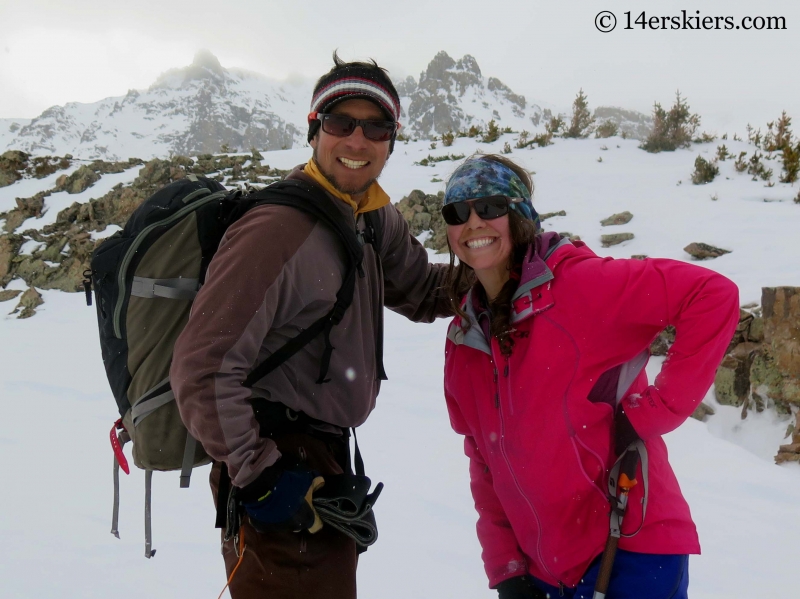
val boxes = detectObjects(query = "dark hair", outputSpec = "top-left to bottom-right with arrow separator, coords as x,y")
444,154 -> 538,357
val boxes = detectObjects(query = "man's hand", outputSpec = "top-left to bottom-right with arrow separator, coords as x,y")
495,576 -> 546,599
240,466 -> 325,533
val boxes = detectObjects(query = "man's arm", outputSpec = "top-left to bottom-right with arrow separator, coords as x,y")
171,205 -> 318,488
376,203 -> 453,322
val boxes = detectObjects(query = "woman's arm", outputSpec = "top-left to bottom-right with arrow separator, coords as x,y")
445,381 -> 527,587
581,257 -> 740,438
464,435 -> 531,588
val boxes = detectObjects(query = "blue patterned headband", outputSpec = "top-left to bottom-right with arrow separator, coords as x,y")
444,158 -> 538,226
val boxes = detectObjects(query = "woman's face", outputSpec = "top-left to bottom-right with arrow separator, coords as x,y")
446,201 -> 514,278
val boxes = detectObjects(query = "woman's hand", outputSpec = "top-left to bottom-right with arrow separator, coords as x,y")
495,576 -> 547,599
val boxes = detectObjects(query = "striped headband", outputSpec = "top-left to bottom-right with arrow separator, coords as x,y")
310,76 -> 401,122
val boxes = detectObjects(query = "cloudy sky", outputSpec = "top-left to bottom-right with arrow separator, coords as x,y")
1,0 -> 797,133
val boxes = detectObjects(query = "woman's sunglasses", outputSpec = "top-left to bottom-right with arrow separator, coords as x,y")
308,112 -> 400,142
441,196 -> 523,226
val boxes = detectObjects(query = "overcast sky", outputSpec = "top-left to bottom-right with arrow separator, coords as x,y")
1,0 -> 797,133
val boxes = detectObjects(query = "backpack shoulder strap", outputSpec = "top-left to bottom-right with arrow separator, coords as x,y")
360,209 -> 383,252
241,180 -> 363,388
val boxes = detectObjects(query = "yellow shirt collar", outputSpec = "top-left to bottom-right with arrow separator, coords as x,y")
304,158 -> 390,215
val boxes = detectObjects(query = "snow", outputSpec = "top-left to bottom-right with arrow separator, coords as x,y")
90,225 -> 122,241
1,135 -> 800,598
15,165 -> 143,231
18,239 -> 45,255
0,161 -> 83,213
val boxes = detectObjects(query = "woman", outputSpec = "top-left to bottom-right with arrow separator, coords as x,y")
441,155 -> 739,598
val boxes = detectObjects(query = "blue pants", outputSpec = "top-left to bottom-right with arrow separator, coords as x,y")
530,550 -> 689,599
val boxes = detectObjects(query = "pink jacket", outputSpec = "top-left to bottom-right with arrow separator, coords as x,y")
443,236 -> 739,589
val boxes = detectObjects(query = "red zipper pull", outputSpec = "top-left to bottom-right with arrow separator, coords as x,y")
110,419 -> 130,475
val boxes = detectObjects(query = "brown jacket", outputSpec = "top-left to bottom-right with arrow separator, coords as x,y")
171,168 -> 451,487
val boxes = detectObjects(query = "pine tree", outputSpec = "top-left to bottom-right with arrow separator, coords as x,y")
780,142 -> 800,184
595,120 -> 619,139
691,156 -> 719,184
482,120 -> 500,143
563,89 -> 595,138
774,112 -> 793,150
641,91 -> 700,153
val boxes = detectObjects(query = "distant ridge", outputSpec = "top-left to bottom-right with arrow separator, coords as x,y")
0,51 -> 651,160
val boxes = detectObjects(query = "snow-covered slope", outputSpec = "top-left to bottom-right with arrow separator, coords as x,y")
1,50 -> 558,161
2,50 -> 311,161
1,134 -> 799,597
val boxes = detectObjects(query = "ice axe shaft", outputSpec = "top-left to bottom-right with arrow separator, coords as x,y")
593,446 -> 640,599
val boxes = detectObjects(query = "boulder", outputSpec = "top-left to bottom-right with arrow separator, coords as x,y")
134,159 -> 173,187
776,413 -> 800,464
600,232 -> 634,247
0,289 -> 22,302
600,211 -> 633,226
684,242 -> 731,260
715,353 -> 751,407
540,210 -> 567,221
60,165 -> 101,194
14,286 -> 43,319
0,150 -> 29,188
649,326 -> 676,356
396,190 -> 448,252
0,234 -> 22,285
3,191 -> 51,233
691,403 -> 716,422
762,287 -> 800,379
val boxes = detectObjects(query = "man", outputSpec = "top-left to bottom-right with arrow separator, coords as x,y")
171,53 -> 452,599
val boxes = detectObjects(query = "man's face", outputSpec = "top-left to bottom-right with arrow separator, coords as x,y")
310,98 -> 391,200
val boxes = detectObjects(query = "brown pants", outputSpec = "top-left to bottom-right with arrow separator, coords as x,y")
210,434 -> 358,599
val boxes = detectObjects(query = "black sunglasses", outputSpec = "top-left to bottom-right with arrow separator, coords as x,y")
441,196 -> 523,226
308,112 -> 399,142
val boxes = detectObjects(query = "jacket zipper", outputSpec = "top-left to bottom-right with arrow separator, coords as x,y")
112,189 -> 228,338
492,346 -> 562,587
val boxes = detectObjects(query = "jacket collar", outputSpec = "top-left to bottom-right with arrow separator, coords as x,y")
447,287 -> 493,356
509,234 -> 572,323
447,234 -> 574,352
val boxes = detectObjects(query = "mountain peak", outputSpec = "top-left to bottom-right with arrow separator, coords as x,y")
455,54 -> 481,77
150,49 -> 228,90
191,49 -> 224,75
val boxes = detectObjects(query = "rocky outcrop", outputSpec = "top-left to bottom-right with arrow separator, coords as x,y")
0,150 -> 29,187
400,51 -> 543,139
710,288 -> 800,462
0,152 -> 290,297
55,165 -> 99,194
395,189 -> 448,253
593,107 -> 653,141
0,151 -> 72,188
